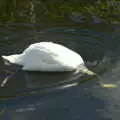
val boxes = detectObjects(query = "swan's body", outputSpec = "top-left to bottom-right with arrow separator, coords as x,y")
1,42 -> 94,75
1,42 -> 117,88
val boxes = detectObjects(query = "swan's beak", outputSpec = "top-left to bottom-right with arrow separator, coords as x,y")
82,67 -> 96,76
73,65 -> 96,76
78,65 -> 96,76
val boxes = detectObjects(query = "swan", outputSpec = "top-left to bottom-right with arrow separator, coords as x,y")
1,42 -> 117,88
1,42 -> 95,75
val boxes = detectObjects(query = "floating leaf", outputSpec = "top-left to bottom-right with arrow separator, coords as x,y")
100,84 -> 117,88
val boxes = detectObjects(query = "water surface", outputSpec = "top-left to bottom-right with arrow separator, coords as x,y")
0,23 -> 120,120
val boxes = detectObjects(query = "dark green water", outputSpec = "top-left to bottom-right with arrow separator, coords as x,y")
0,22 -> 120,120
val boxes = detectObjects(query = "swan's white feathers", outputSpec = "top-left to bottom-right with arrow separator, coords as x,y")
1,42 -> 84,71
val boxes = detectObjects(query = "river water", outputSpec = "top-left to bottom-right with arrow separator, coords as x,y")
0,23 -> 120,120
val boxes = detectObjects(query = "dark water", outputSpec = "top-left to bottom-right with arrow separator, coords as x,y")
0,23 -> 120,120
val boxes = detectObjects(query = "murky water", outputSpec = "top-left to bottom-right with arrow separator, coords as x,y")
0,23 -> 120,120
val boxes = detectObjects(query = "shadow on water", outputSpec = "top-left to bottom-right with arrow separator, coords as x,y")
0,25 -> 120,120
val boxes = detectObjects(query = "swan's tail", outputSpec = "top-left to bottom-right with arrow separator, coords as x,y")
1,54 -> 21,65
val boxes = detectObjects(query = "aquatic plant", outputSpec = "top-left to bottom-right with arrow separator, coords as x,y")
0,0 -> 35,23
0,0 -> 119,24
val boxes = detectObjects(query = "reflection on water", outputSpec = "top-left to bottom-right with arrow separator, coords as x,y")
0,69 -> 83,97
0,25 -> 120,120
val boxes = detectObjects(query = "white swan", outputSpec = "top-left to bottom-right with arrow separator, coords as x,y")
1,42 -> 95,75
1,42 -> 117,88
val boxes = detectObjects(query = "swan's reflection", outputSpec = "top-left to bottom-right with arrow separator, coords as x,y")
0,66 -> 96,98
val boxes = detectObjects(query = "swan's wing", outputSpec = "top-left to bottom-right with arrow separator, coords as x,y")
22,48 -> 74,71
22,43 -> 84,71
